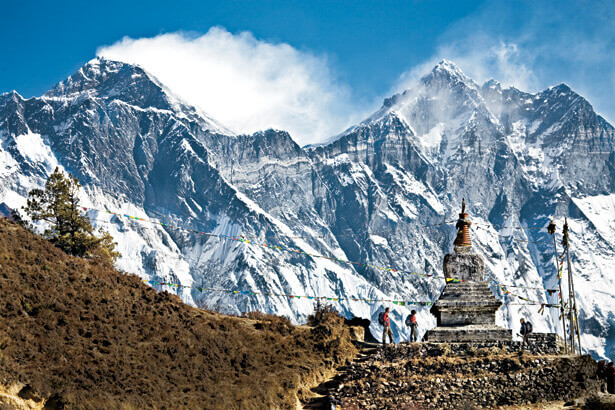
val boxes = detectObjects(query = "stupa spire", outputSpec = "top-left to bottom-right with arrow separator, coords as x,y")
453,198 -> 472,252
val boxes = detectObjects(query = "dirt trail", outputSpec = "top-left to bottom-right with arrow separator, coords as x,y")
303,344 -> 379,409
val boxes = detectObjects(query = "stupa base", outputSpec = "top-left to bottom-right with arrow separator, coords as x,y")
423,325 -> 512,343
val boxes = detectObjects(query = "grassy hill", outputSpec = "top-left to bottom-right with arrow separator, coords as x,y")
0,219 -> 356,409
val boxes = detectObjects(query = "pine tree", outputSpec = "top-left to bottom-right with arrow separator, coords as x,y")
23,167 -> 119,262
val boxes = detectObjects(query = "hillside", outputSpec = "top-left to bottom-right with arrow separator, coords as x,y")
0,219 -> 357,409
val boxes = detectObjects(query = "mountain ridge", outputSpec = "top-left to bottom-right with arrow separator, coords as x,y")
1,58 -> 614,359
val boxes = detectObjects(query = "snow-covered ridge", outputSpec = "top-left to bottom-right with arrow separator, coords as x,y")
42,57 -> 233,136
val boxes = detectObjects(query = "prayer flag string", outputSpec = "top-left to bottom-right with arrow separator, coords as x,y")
85,207 -> 561,293
484,270 -> 567,309
84,207 -> 453,281
142,280 -> 567,310
143,280 -> 434,306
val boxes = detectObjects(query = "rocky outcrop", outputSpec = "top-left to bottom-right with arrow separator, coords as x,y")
0,383 -> 44,409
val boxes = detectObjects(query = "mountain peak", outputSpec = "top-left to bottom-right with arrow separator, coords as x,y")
78,56 -> 136,83
41,58 -> 233,134
83,56 -> 124,74
421,60 -> 476,90
482,79 -> 502,90
431,60 -> 468,79
0,90 -> 24,105
44,57 -> 157,100
434,59 -> 462,73
548,83 -> 573,94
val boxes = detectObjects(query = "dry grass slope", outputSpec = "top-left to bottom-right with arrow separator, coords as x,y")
0,219 -> 356,409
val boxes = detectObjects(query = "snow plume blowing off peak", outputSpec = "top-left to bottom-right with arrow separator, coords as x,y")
97,27 -> 365,146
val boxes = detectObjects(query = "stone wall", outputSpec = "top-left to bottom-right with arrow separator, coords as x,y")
376,335 -> 564,359
330,342 -> 600,409
419,332 -> 564,355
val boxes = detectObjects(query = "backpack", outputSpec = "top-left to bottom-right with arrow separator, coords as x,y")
405,315 -> 412,326
526,322 -> 533,334
378,312 -> 385,326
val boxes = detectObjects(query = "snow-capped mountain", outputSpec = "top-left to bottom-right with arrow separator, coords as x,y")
1,57 -> 614,358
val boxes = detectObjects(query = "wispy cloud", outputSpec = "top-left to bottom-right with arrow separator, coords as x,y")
396,37 -> 538,92
98,27 -> 366,145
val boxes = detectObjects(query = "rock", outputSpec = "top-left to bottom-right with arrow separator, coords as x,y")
17,385 -> 42,402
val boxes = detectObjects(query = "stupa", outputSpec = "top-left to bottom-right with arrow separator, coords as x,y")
423,199 -> 512,342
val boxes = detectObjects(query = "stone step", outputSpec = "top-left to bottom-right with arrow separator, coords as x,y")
438,293 -> 501,300
437,292 -> 500,298
442,284 -> 494,290
438,296 -> 500,302
440,289 -> 496,295
434,300 -> 502,312
439,294 -> 496,299
423,326 -> 512,343
440,289 -> 496,296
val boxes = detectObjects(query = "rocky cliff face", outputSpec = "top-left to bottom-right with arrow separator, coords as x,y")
0,57 -> 613,358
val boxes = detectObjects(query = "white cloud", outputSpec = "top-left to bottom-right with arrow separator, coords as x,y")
97,27 -> 364,145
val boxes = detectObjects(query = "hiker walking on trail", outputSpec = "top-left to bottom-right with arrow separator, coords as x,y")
518,318 -> 533,349
405,310 -> 418,342
379,307 -> 394,345
607,361 -> 615,394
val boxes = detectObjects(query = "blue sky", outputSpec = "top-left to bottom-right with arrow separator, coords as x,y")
1,0 -> 613,144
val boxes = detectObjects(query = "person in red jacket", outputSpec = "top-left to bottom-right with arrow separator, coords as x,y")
382,307 -> 393,345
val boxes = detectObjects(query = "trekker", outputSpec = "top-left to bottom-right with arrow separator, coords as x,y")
607,361 -> 615,394
518,318 -> 533,349
597,360 -> 608,393
405,310 -> 418,342
379,307 -> 394,345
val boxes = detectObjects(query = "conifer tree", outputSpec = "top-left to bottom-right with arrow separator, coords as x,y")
23,167 -> 119,262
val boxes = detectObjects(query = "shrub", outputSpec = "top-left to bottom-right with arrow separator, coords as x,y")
242,310 -> 293,335
307,299 -> 342,326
